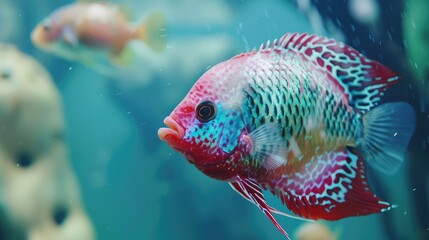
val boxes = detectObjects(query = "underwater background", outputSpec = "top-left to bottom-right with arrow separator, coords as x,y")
0,0 -> 428,239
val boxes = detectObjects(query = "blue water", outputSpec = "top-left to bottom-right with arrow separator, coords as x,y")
2,0 -> 428,239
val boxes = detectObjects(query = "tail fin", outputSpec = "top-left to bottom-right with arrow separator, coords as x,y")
135,12 -> 167,53
360,102 -> 416,174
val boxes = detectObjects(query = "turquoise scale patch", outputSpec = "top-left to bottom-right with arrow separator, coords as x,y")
184,104 -> 244,154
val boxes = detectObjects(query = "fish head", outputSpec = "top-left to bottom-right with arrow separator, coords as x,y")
31,15 -> 64,50
31,6 -> 81,59
159,61 -> 249,171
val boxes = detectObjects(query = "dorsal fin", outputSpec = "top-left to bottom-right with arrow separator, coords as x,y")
237,33 -> 400,113
276,33 -> 400,112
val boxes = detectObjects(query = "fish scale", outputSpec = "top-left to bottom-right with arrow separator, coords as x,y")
242,53 -> 360,168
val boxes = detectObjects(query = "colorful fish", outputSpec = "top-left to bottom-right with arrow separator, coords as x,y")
158,33 -> 416,239
31,2 -> 165,66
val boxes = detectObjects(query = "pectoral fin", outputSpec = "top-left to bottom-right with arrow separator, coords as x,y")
62,25 -> 78,47
246,123 -> 288,170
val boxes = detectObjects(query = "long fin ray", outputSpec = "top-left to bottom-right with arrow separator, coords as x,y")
229,177 -> 291,239
268,207 -> 314,222
229,182 -> 313,222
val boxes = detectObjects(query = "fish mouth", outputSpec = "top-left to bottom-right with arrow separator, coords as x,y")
31,27 -> 46,47
158,116 -> 185,141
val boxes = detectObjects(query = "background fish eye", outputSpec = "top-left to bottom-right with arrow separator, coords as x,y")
196,100 -> 217,122
43,19 -> 51,31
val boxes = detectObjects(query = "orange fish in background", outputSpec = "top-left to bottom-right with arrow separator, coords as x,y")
295,222 -> 339,240
31,2 -> 166,66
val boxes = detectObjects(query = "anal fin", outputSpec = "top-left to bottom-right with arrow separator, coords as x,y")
273,147 -> 394,220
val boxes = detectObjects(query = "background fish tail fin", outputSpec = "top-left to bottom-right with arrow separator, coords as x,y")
136,12 -> 167,53
361,102 -> 416,174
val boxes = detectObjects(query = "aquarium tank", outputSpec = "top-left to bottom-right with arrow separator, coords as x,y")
0,0 -> 428,239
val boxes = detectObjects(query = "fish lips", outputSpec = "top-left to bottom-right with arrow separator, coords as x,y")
158,116 -> 185,146
158,116 -> 231,169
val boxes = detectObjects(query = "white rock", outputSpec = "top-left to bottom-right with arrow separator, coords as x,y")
0,44 -> 94,240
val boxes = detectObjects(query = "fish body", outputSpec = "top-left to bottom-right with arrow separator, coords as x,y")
158,33 -> 416,239
31,2 -> 165,65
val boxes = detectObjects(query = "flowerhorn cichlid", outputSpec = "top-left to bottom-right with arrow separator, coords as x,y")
158,33 -> 416,239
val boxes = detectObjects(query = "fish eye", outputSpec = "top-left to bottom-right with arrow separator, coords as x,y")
196,100 -> 217,122
1,68 -> 11,79
43,19 -> 51,31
